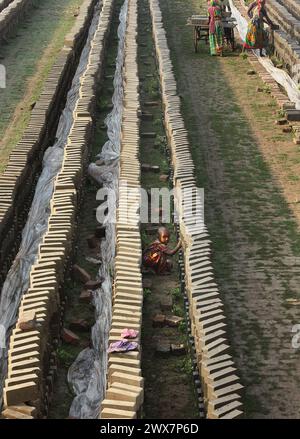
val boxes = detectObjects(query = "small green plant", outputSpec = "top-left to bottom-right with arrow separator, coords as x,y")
143,288 -> 152,299
278,109 -> 286,118
172,303 -> 184,317
141,230 -> 151,246
240,52 -> 248,60
154,134 -> 167,151
99,98 -> 111,111
57,347 -> 75,368
153,117 -> 163,129
147,78 -> 159,99
178,319 -> 187,334
263,85 -> 271,94
179,357 -> 193,375
171,286 -> 181,301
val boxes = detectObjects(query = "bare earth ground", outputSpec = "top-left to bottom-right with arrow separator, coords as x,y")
160,0 -> 300,418
0,0 -> 84,173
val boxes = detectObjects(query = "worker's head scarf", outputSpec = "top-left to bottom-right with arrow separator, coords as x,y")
210,0 -> 218,6
257,0 -> 266,12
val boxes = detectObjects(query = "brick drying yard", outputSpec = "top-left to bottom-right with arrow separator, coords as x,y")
160,0 -> 300,419
0,0 -> 300,420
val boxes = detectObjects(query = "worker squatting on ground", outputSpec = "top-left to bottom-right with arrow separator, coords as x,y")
143,227 -> 182,275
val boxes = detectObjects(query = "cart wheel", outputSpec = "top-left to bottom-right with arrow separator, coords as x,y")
194,27 -> 198,53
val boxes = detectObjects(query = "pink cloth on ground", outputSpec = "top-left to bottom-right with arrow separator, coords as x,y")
121,328 -> 139,339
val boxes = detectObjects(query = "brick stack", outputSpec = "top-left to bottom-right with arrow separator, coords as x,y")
0,0 -> 35,40
99,0 -> 144,420
247,52 -> 295,110
266,0 -> 300,71
283,0 -> 300,21
0,0 -> 98,289
149,0 -> 243,419
1,0 -> 115,419
0,1 -> 14,14
268,0 -> 300,42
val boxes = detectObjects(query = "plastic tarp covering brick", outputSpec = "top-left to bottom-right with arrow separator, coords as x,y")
0,1 -> 103,409
229,0 -> 300,109
67,0 -> 128,419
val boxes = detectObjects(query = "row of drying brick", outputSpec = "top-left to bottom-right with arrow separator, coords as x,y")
246,51 -> 296,111
264,0 -> 300,76
149,0 -> 243,419
268,0 -> 300,44
280,0 -> 300,21
0,0 -> 13,15
0,0 -> 98,289
99,0 -> 144,420
0,0 -> 34,40
1,0 -> 115,419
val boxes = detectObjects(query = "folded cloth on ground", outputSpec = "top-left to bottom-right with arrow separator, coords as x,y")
108,340 -> 139,353
121,328 -> 139,339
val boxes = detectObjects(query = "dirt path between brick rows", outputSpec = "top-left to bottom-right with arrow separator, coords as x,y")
160,0 -> 300,418
139,0 -> 200,419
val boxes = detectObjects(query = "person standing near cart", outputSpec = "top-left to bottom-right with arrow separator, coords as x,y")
208,0 -> 224,56
219,0 -> 231,13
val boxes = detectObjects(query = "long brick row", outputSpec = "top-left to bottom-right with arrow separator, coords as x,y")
0,0 -> 13,14
0,0 -> 98,289
280,0 -> 300,21
1,0 -> 115,419
268,0 -> 300,43
0,0 -> 35,40
149,0 -> 243,419
100,0 -> 144,420
266,2 -> 300,78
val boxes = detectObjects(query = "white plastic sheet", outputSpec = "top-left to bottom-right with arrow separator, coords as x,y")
229,0 -> 300,109
67,0 -> 128,419
0,1 -> 103,409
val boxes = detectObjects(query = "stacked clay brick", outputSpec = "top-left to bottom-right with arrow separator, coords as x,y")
267,0 -> 300,42
0,0 -> 98,288
0,0 -> 34,40
235,0 -> 300,120
149,0 -> 243,419
266,0 -> 300,71
1,0 -> 115,419
99,0 -> 144,420
247,51 -> 296,111
0,1 -> 14,14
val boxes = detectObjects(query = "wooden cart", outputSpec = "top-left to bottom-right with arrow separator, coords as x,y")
187,15 -> 237,53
